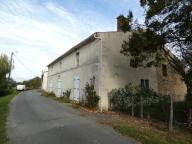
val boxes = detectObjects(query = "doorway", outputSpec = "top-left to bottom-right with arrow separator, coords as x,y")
73,76 -> 80,101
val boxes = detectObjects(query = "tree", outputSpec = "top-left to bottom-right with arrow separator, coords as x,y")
0,54 -> 11,96
23,77 -> 41,89
140,0 -> 192,100
120,1 -> 192,100
0,54 -> 10,77
117,10 -> 133,32
120,1 -> 192,128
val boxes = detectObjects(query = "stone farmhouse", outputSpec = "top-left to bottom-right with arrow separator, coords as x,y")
44,18 -> 187,111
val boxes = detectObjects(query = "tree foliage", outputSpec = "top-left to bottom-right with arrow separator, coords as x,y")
23,77 -> 41,89
109,84 -> 135,112
0,54 -> 10,78
120,1 -> 192,100
109,84 -> 168,115
84,82 -> 100,108
0,54 -> 12,96
117,10 -> 133,32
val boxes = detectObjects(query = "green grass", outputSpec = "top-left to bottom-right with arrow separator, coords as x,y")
113,124 -> 192,144
41,90 -> 80,109
0,91 -> 18,144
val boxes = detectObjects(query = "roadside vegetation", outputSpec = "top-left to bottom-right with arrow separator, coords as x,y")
106,0 -> 192,143
23,77 -> 41,90
113,123 -> 192,144
0,54 -> 16,97
108,83 -> 192,144
0,53 -> 18,143
109,84 -> 192,127
93,110 -> 192,144
41,79 -> 100,110
41,90 -> 81,109
0,90 -> 18,144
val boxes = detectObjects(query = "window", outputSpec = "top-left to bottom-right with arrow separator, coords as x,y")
140,79 -> 149,89
76,52 -> 79,67
162,64 -> 167,77
141,79 -> 145,88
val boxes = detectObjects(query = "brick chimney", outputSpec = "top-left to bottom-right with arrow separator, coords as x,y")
116,15 -> 128,31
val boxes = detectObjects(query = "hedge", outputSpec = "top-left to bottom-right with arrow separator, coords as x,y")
125,101 -> 192,124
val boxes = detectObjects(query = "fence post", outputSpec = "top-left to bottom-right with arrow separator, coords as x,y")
169,94 -> 173,131
140,94 -> 143,119
189,108 -> 192,128
131,94 -> 134,116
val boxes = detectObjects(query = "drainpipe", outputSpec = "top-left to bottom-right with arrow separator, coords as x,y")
94,33 -> 103,112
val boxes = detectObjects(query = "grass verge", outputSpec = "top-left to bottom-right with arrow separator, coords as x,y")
0,90 -> 18,144
41,90 -> 80,109
113,123 -> 192,144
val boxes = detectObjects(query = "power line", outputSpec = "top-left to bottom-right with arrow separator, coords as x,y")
13,54 -> 37,77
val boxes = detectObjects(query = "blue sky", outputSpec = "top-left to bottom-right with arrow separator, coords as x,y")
0,0 -> 144,82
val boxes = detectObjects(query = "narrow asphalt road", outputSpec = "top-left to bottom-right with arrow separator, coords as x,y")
7,90 -> 136,144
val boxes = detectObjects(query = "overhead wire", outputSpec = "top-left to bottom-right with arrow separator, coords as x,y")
13,53 -> 37,77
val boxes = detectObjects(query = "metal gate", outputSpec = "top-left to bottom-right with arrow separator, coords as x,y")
73,76 -> 80,101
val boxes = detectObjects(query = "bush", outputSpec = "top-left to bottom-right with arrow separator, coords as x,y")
42,91 -> 56,97
85,82 -> 100,108
109,84 -> 171,120
174,101 -> 192,123
132,102 -> 170,121
62,89 -> 71,103
63,89 -> 71,99
109,84 -> 192,124
109,84 -> 134,112
48,91 -> 56,97
0,78 -> 11,97
132,101 -> 192,124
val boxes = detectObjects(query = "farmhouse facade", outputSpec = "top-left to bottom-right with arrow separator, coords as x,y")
46,18 -> 187,110
46,29 -> 187,111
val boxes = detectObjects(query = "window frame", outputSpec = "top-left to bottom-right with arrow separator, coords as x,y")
140,79 -> 149,89
76,52 -> 80,67
162,64 -> 168,77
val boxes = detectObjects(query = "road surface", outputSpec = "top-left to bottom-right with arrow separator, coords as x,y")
7,90 -> 136,144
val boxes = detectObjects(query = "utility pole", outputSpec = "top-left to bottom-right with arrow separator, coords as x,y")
8,52 -> 14,81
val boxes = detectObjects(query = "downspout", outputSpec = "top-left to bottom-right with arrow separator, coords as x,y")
94,32 -> 103,112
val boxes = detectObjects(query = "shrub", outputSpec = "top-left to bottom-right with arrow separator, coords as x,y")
0,78 -> 10,97
173,101 -> 192,123
47,91 -> 56,97
109,84 -> 135,112
85,82 -> 100,108
63,89 -> 71,99
41,90 -> 56,97
136,87 -> 168,105
132,101 -> 192,124
109,84 -> 170,120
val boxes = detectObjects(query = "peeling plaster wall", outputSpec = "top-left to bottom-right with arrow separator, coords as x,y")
47,39 -> 100,101
99,32 -> 159,110
47,31 -> 187,111
156,63 -> 187,101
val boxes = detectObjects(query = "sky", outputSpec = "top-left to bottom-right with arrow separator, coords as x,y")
0,0 -> 144,82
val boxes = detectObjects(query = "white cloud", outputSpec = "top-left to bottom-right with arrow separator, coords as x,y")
0,0 -> 143,82
45,2 -> 76,24
0,0 -> 115,82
